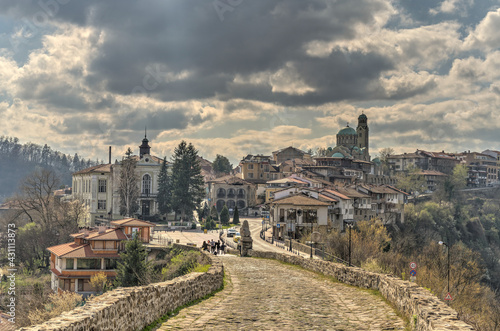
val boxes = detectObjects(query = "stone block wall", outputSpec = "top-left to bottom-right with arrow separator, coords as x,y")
20,248 -> 223,331
248,250 -> 474,331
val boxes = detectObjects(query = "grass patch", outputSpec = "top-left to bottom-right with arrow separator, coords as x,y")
141,271 -> 227,331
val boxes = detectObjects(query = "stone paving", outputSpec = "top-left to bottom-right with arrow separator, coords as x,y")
156,255 -> 406,331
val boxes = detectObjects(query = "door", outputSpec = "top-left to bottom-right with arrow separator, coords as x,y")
142,200 -> 150,216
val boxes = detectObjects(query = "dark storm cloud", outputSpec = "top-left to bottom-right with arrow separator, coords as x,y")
1,0 -> 409,105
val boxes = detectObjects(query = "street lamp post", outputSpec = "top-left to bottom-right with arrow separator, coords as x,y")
439,241 -> 450,295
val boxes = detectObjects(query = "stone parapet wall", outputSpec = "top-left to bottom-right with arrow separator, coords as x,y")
20,248 -> 223,331
248,250 -> 473,331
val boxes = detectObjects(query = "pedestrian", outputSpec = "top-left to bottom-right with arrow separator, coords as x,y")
201,240 -> 208,251
210,240 -> 215,253
220,241 -> 225,255
216,240 -> 220,254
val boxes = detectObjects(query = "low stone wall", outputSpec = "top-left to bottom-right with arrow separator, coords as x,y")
249,250 -> 473,331
20,247 -> 223,331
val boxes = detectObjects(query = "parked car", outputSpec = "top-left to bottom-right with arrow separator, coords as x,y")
233,232 -> 241,243
227,229 -> 238,237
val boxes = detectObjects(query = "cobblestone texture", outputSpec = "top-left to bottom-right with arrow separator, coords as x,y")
157,255 -> 406,330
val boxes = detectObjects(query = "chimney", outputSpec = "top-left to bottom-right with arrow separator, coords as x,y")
98,226 -> 106,234
109,146 -> 112,164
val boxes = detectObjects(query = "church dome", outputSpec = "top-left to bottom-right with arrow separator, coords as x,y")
332,152 -> 344,158
338,126 -> 357,135
358,113 -> 367,120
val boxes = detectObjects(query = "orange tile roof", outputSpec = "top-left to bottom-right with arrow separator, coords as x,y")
111,218 -> 156,227
319,193 -> 338,202
47,242 -> 120,258
271,194 -> 330,206
85,228 -> 128,241
322,189 -> 351,201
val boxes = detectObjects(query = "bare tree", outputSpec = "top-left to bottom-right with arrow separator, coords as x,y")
118,155 -> 140,217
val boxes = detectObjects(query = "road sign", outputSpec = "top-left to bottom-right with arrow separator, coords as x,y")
409,269 -> 417,276
410,262 -> 417,269
444,292 -> 453,301
277,224 -> 280,228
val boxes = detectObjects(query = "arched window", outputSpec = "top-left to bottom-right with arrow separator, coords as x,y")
217,188 -> 226,199
142,174 -> 151,195
216,200 -> 225,212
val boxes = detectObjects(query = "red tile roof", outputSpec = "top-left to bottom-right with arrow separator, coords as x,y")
111,218 -> 156,227
47,242 -> 120,258
271,194 -> 330,206
73,164 -> 112,175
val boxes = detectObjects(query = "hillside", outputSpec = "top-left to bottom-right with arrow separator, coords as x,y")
0,136 -> 97,202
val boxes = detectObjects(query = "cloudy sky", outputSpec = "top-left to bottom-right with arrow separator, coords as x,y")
1,0 -> 499,165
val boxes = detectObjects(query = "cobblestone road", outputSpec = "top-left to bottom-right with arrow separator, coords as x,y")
157,255 -> 406,331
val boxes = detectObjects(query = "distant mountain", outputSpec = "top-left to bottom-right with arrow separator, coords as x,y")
0,136 -> 98,202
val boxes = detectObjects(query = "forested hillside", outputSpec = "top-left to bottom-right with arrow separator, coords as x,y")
0,136 -> 98,202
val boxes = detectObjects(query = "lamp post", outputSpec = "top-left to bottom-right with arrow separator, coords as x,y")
344,220 -> 354,267
439,241 -> 450,295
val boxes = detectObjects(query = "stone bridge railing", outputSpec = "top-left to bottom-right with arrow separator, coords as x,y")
249,250 -> 474,331
20,245 -> 224,331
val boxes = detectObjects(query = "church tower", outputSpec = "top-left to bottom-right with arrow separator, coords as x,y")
139,129 -> 151,158
356,113 -> 369,161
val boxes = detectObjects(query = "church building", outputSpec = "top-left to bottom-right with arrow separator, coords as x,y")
331,113 -> 370,161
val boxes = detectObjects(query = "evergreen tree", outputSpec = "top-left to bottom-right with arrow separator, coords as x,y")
118,154 -> 140,217
210,205 -> 219,222
220,205 -> 230,225
72,153 -> 80,171
233,206 -> 240,225
171,141 -> 205,222
115,234 -> 152,287
212,154 -> 232,175
157,157 -> 171,215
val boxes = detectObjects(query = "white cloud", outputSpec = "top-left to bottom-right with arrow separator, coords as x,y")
464,8 -> 500,51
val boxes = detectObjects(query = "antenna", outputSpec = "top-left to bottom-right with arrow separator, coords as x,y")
145,126 -> 147,138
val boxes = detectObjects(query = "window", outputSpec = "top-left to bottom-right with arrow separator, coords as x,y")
248,173 -> 254,178
142,174 -> 151,194
66,258 -> 74,269
248,164 -> 254,170
98,179 -> 107,192
77,259 -> 101,270
98,200 -> 106,210
105,259 -> 118,270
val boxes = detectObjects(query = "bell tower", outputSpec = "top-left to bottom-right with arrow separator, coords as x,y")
356,113 -> 369,161
139,128 -> 151,158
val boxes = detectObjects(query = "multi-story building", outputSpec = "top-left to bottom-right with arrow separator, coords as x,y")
72,135 -> 169,225
239,154 -> 275,184
47,218 -> 155,296
72,164 -> 113,226
457,151 -> 498,186
206,175 -> 256,213
272,146 -> 312,164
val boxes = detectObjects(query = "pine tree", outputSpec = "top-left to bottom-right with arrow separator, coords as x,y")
118,154 -> 140,217
212,154 -> 233,175
171,141 -> 205,223
157,157 -> 171,215
220,205 -> 230,225
210,205 -> 219,222
233,206 -> 240,225
115,234 -> 152,287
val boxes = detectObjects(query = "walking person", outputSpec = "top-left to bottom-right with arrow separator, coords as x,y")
216,240 -> 221,255
210,239 -> 215,254
220,241 -> 225,255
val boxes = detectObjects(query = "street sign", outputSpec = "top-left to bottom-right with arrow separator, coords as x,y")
409,269 -> 417,277
277,224 -> 280,228
410,262 -> 417,269
445,293 -> 453,301
410,276 -> 416,282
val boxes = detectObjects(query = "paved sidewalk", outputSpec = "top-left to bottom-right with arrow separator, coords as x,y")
156,255 -> 406,330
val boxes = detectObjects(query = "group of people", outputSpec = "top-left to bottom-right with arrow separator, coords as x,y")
202,239 -> 225,255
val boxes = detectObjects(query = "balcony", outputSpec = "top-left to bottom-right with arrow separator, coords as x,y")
140,193 -> 157,198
